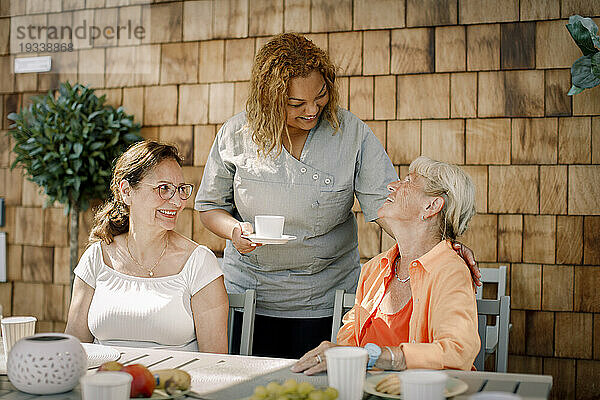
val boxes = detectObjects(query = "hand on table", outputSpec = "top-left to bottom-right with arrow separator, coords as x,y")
232,222 -> 262,254
290,341 -> 338,376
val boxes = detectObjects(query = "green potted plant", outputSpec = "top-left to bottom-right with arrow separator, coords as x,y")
7,82 -> 142,288
566,15 -> 600,95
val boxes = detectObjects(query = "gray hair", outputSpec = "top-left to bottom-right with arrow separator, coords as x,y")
408,156 -> 476,240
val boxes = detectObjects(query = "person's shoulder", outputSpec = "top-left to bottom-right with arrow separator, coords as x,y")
219,112 -> 248,136
428,242 -> 471,278
335,107 -> 374,139
167,232 -> 209,260
80,240 -> 102,262
336,107 -> 367,128
74,241 -> 103,278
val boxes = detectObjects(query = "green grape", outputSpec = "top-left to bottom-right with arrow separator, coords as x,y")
297,382 -> 314,396
308,390 -> 326,400
276,396 -> 290,400
266,381 -> 283,396
323,387 -> 339,400
282,379 -> 298,394
253,385 -> 269,398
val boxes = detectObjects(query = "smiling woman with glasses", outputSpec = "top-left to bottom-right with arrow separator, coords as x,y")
65,140 -> 228,353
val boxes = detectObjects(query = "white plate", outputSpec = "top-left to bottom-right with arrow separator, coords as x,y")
364,373 -> 468,399
241,234 -> 296,245
81,343 -> 121,369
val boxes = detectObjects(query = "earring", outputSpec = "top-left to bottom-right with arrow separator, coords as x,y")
421,215 -> 425,221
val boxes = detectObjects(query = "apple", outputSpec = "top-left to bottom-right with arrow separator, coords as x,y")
121,364 -> 156,398
98,361 -> 124,371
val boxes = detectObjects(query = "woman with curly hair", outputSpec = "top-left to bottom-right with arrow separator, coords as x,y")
195,33 -> 477,358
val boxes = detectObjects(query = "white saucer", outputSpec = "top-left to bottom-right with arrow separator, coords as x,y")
242,234 -> 296,245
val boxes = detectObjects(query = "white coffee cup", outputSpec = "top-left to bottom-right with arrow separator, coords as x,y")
255,215 -> 285,238
325,346 -> 368,400
80,371 -> 132,400
400,370 -> 448,400
1,316 -> 37,356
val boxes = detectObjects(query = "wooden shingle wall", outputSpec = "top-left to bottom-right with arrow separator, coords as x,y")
0,1 -> 599,398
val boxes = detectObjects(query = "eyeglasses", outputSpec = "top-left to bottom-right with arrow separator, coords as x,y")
142,182 -> 194,201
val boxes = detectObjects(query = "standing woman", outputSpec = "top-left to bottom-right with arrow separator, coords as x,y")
66,141 -> 228,352
195,33 -> 476,358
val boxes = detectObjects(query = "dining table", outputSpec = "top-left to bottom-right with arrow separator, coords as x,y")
0,345 -> 553,399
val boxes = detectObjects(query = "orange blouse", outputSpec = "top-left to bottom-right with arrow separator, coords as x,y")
337,241 -> 480,371
358,298 -> 412,347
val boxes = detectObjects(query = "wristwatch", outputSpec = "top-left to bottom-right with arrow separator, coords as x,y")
364,343 -> 382,369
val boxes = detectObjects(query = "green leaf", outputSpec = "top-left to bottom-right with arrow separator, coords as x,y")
73,142 -> 83,157
568,84 -> 585,95
566,15 -> 600,56
88,110 -> 103,120
571,54 -> 600,88
592,52 -> 600,78
90,141 -> 104,151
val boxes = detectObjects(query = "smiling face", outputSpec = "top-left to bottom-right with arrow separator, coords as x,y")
285,70 -> 329,135
125,159 -> 187,231
378,173 -> 433,223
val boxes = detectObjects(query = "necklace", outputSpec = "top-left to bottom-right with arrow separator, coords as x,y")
126,234 -> 168,277
394,257 -> 410,283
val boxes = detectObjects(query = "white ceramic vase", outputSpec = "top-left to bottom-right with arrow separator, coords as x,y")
7,333 -> 87,395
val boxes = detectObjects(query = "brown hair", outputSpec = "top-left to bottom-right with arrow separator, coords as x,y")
246,33 -> 340,156
89,140 -> 183,244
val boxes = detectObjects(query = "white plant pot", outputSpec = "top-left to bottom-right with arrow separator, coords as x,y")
7,333 -> 87,395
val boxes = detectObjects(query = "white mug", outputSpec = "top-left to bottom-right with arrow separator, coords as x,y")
255,215 -> 285,238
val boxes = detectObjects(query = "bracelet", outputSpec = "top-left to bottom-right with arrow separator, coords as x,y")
385,346 -> 395,369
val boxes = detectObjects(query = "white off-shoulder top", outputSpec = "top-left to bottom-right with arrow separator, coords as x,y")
74,241 -> 223,351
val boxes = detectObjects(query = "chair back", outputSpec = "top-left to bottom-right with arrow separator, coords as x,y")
476,265 -> 507,300
475,296 -> 510,372
330,289 -> 356,343
227,289 -> 256,356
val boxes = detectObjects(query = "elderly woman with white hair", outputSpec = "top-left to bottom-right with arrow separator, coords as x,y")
293,156 -> 480,374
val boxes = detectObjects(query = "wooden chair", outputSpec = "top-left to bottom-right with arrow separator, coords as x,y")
330,289 -> 356,343
475,296 -> 511,372
227,289 -> 256,356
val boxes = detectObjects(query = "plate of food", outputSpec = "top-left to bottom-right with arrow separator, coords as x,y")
95,362 -> 192,398
242,379 -> 339,399
364,372 -> 468,399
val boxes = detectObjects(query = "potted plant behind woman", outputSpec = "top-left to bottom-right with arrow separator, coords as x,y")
566,15 -> 600,95
6,82 -> 142,290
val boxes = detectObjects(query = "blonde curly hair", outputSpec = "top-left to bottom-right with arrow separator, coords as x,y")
246,33 -> 340,156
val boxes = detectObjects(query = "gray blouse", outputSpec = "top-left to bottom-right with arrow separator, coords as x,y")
195,108 -> 398,317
